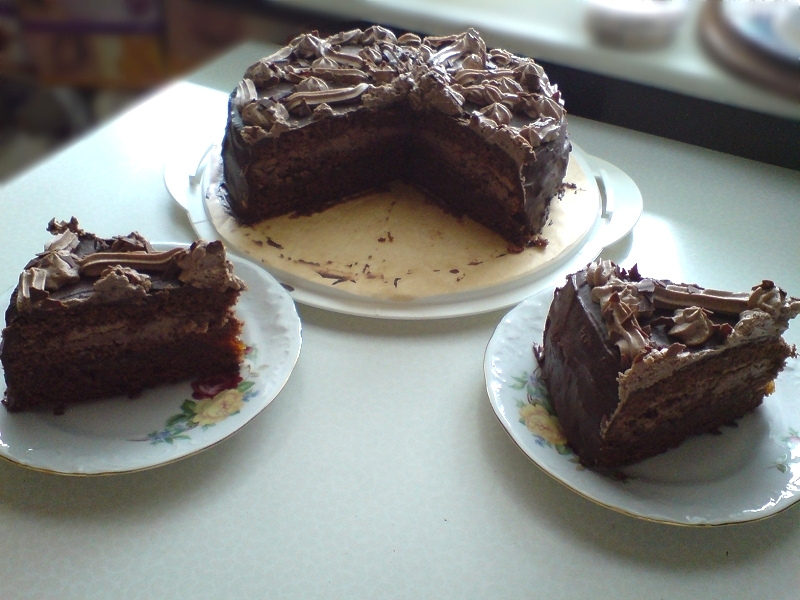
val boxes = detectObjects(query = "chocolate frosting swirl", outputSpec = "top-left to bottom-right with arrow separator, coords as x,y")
231,28 -> 567,149
583,260 -> 800,366
13,219 -> 245,312
668,307 -> 717,346
91,266 -> 151,303
177,240 -> 245,292
748,280 -> 786,316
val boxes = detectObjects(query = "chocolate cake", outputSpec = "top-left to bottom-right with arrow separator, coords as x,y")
536,260 -> 800,468
1,218 -> 247,412
221,27 -> 570,249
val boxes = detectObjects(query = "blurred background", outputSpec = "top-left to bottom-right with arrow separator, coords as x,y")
0,0 -> 317,181
0,0 -> 797,183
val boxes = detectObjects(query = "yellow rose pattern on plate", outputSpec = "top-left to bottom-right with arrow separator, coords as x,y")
512,369 -> 571,455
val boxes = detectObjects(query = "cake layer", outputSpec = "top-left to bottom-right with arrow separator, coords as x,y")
3,286 -> 239,350
593,339 -> 789,467
1,219 -> 247,412
407,110 -> 567,247
538,262 -> 800,468
223,105 -> 409,221
2,325 -> 243,412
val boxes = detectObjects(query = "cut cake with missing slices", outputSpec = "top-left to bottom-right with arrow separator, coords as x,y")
221,26 -> 571,250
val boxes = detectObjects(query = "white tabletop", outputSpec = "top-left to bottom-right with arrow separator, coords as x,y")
1,41 -> 799,599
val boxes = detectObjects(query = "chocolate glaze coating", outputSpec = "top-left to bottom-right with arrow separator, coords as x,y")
537,270 -> 622,464
537,263 -> 800,468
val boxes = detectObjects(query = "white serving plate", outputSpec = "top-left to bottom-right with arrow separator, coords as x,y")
165,141 -> 642,319
485,287 -> 800,526
0,249 -> 302,475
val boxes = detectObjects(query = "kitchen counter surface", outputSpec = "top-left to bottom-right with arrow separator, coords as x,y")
0,41 -> 799,600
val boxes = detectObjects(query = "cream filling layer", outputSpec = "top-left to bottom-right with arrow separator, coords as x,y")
31,314 -> 230,354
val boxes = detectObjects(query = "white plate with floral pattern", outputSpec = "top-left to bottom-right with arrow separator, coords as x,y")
485,288 -> 800,526
0,249 -> 302,475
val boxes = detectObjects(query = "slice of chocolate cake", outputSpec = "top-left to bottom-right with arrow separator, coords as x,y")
1,218 -> 247,412
536,260 -> 800,468
221,27 -> 570,250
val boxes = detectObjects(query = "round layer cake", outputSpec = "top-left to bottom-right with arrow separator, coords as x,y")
221,26 -> 571,249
